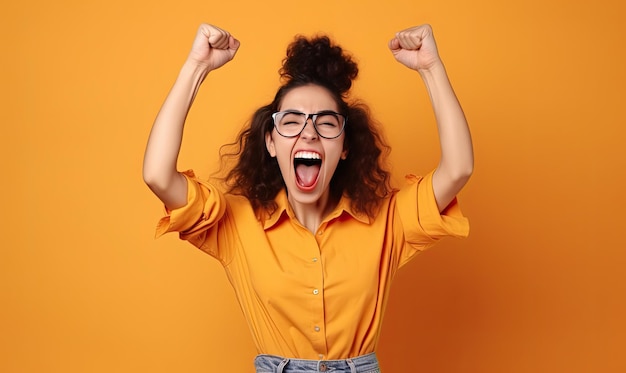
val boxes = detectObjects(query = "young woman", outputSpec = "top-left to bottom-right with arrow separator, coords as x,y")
143,23 -> 473,373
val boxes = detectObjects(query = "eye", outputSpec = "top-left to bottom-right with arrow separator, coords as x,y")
279,113 -> 305,126
315,114 -> 340,127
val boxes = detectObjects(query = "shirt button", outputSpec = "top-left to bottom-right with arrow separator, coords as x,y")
312,289 -> 319,295
312,257 -> 318,262
314,326 -> 320,332
318,354 -> 324,359
318,231 -> 323,235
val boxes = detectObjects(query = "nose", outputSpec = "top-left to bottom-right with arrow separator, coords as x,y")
300,116 -> 319,139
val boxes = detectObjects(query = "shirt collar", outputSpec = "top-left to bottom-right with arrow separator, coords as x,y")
262,189 -> 371,230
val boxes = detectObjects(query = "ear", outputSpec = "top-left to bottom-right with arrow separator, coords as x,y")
341,148 -> 348,160
265,132 -> 276,157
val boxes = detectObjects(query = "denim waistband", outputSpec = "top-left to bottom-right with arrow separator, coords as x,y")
254,352 -> 380,373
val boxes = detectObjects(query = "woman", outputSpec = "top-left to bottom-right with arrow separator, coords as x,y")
143,23 -> 473,373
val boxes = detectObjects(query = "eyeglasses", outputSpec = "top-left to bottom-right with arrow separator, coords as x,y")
271,110 -> 347,139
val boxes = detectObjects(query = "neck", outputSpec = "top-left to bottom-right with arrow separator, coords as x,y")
288,192 -> 337,234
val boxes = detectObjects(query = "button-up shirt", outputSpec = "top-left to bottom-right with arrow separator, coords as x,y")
156,169 -> 469,359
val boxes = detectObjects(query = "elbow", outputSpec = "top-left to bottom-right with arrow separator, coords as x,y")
142,165 -> 170,194
446,154 -> 474,184
458,163 -> 474,182
456,163 -> 473,185
142,165 -> 157,188
451,168 -> 472,190
440,162 -> 473,188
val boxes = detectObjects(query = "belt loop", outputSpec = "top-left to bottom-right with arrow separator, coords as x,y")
276,358 -> 289,373
347,358 -> 356,373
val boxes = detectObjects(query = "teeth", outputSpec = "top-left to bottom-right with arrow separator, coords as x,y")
294,151 -> 321,160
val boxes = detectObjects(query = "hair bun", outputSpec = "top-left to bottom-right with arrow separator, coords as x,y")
280,35 -> 358,95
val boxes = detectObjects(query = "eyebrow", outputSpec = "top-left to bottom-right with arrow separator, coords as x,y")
279,109 -> 341,115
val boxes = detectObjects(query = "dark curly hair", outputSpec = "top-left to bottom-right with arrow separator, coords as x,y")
219,35 -> 393,218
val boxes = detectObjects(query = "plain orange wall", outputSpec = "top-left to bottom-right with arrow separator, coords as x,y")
2,0 -> 625,372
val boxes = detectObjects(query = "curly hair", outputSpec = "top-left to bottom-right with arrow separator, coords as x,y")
219,35 -> 393,218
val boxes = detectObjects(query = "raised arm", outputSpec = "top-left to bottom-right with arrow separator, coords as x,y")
389,24 -> 474,212
143,24 -> 240,210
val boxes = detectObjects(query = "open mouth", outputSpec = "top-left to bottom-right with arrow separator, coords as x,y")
294,151 -> 322,189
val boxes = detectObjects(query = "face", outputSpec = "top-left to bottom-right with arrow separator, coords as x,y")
265,84 -> 348,207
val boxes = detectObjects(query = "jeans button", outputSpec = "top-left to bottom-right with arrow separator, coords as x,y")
319,363 -> 328,372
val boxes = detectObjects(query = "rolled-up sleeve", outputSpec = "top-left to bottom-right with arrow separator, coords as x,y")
155,170 -> 227,240
395,171 -> 469,266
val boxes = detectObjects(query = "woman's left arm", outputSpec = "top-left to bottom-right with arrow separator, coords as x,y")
389,24 -> 474,212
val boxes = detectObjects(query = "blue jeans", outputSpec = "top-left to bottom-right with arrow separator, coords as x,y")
254,352 -> 380,373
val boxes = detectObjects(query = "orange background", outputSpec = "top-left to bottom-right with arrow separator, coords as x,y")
2,0 -> 625,372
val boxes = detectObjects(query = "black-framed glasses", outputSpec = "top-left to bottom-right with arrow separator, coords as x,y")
271,110 -> 347,139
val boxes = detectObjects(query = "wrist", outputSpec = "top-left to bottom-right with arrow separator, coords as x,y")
418,60 -> 449,86
181,58 -> 211,81
418,59 -> 445,77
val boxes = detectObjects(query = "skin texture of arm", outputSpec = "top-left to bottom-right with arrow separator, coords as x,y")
142,24 -> 240,210
389,24 -> 474,212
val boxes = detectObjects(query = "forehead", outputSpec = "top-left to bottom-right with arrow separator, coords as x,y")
279,84 -> 339,112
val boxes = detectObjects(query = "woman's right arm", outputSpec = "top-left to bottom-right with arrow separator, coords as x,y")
143,24 -> 240,210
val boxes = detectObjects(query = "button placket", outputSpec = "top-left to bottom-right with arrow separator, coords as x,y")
306,233 -> 325,359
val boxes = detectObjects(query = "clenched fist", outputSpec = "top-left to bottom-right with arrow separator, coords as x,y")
389,24 -> 441,72
187,23 -> 240,72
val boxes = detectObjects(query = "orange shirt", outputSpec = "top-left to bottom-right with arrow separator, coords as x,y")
156,170 -> 469,360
